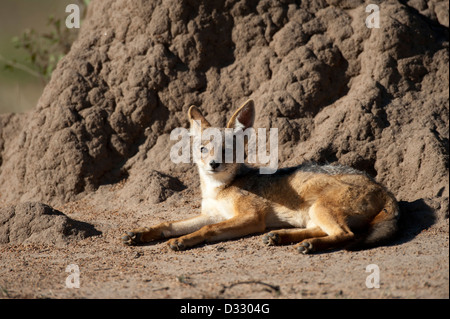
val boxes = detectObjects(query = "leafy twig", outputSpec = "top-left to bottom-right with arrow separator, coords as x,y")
2,0 -> 89,83
0,53 -> 46,84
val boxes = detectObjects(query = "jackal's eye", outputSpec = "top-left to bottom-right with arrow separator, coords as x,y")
200,146 -> 208,154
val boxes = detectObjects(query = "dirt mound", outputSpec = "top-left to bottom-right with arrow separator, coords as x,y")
0,0 -> 448,222
118,170 -> 186,205
0,202 -> 100,245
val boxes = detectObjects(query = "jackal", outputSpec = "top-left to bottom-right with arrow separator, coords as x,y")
122,99 -> 399,253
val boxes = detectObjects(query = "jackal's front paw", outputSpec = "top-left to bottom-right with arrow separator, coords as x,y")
168,238 -> 186,251
122,232 -> 141,245
296,241 -> 313,254
262,232 -> 280,246
121,228 -> 149,246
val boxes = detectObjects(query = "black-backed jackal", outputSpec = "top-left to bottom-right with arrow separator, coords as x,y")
122,100 -> 399,253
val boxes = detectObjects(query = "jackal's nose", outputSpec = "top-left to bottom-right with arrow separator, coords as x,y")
209,160 -> 220,170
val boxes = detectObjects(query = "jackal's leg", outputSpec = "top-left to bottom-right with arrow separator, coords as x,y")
263,227 -> 327,246
122,214 -> 218,246
167,214 -> 265,251
294,203 -> 355,254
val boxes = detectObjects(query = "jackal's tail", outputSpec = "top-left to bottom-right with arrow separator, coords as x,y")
348,193 -> 400,250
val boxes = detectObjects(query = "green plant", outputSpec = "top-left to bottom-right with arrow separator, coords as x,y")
0,0 -> 90,85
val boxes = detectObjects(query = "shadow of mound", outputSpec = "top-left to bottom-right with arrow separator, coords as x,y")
392,199 -> 436,246
65,217 -> 102,239
34,202 -> 102,239
0,202 -> 102,245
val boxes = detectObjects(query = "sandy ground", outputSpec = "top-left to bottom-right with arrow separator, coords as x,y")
0,188 -> 448,299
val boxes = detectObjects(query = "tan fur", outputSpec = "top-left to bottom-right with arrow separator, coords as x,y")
122,99 -> 399,254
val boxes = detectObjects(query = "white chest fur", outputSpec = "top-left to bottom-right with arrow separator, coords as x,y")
199,171 -> 235,221
201,197 -> 235,221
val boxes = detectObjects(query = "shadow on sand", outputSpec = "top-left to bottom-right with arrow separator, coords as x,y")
391,199 -> 436,246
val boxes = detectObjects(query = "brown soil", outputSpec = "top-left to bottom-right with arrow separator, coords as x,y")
0,0 -> 448,299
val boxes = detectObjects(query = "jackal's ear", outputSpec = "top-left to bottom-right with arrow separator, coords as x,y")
188,105 -> 211,136
226,99 -> 255,131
